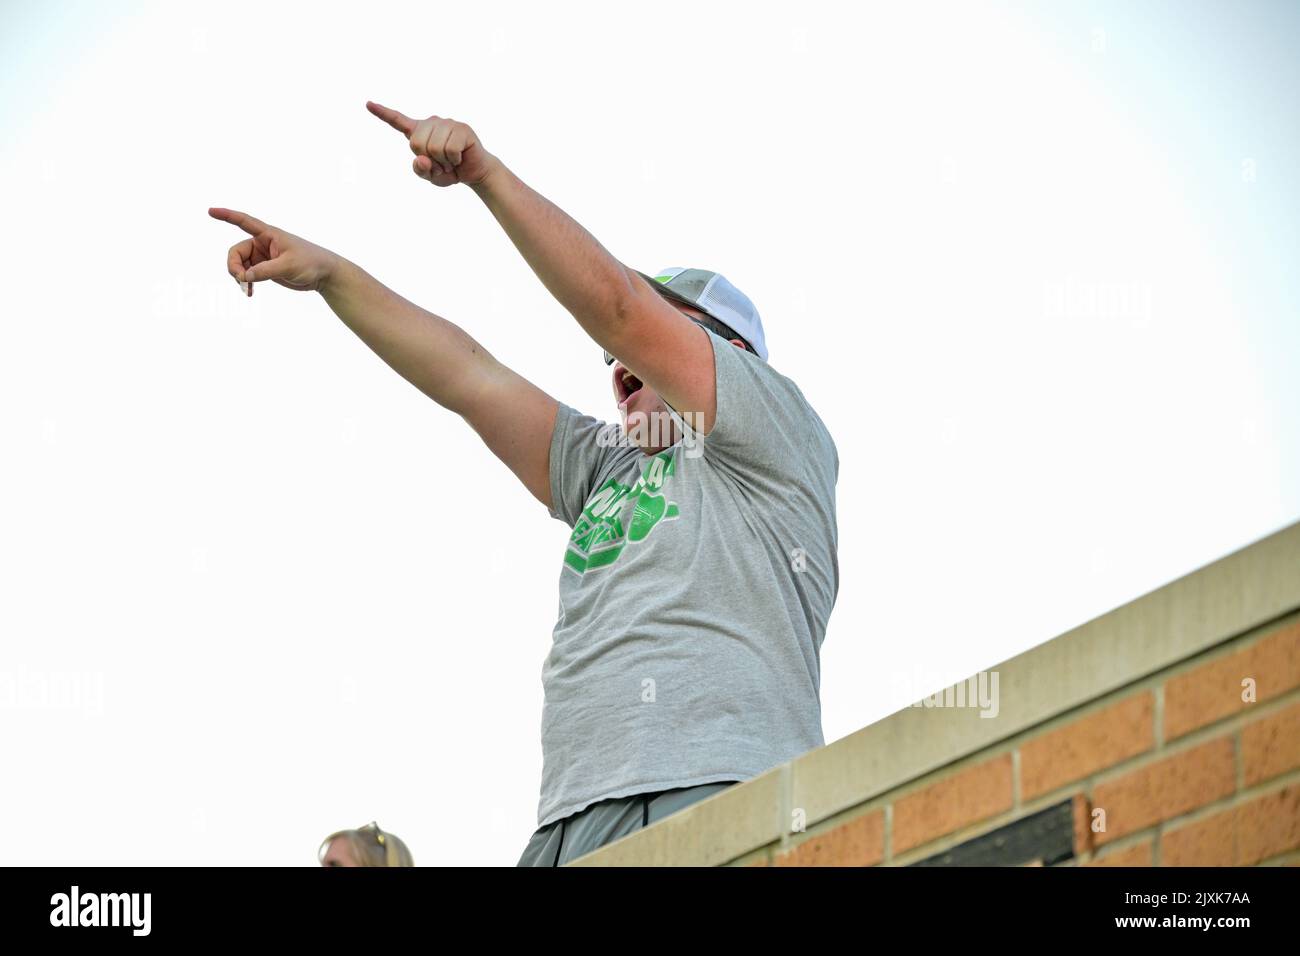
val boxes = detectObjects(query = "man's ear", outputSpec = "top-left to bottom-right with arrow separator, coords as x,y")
728,338 -> 749,352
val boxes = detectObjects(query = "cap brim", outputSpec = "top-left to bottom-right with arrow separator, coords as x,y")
633,269 -> 703,311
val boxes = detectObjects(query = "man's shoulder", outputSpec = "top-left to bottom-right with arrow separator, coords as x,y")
733,347 -> 837,461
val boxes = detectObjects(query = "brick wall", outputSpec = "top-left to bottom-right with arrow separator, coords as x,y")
752,614 -> 1300,867
571,521 -> 1300,867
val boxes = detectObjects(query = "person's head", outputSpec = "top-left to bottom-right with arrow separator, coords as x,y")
318,821 -> 414,867
611,303 -> 757,455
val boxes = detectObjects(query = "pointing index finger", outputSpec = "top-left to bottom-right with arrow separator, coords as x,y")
366,100 -> 416,136
208,207 -> 271,237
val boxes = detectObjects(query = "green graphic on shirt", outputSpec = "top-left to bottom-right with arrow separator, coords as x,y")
564,449 -> 680,574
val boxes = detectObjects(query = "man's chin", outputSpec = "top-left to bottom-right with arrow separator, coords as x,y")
620,405 -> 676,453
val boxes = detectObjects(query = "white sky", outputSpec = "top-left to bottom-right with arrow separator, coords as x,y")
1,0 -> 1297,865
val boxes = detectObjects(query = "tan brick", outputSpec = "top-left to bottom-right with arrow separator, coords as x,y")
1165,621 -> 1300,740
1021,693 -> 1154,800
892,754 -> 1013,855
1162,808 -> 1236,866
1252,620 -> 1300,697
774,809 -> 884,867
1242,700 -> 1300,787
1158,785 -> 1300,866
1091,737 -> 1235,846
1086,840 -> 1154,867
1237,785 -> 1300,865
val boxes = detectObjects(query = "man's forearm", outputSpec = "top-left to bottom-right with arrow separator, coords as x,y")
318,257 -> 499,415
470,163 -> 639,351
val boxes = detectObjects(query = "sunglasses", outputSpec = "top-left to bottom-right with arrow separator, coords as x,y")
318,820 -> 388,865
359,821 -> 387,848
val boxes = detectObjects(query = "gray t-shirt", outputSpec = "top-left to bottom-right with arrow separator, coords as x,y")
538,328 -> 839,827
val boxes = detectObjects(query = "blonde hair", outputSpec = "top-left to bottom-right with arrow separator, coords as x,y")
318,821 -> 414,867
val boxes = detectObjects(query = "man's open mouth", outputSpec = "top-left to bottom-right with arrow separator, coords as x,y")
614,366 -> 643,406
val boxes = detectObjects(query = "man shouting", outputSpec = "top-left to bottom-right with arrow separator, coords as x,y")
209,103 -> 839,866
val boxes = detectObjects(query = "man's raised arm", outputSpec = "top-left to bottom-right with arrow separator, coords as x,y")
207,207 -> 558,508
366,102 -> 721,434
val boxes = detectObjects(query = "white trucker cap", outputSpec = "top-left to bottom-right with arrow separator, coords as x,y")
633,266 -> 768,361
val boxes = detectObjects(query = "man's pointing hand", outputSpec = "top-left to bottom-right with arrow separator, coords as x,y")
366,102 -> 501,188
208,208 -> 339,295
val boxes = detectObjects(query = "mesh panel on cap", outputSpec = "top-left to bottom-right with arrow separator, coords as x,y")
647,266 -> 768,360
696,274 -> 767,360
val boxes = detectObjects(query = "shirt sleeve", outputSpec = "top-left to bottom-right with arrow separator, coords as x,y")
676,328 -> 838,480
547,401 -> 631,527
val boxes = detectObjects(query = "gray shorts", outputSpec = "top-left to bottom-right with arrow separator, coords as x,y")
516,781 -> 740,866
